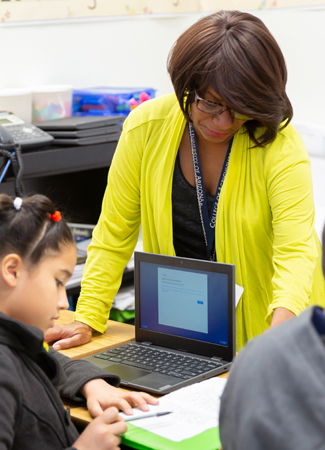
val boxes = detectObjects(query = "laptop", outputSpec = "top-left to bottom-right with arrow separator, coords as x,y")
84,252 -> 235,395
35,115 -> 126,131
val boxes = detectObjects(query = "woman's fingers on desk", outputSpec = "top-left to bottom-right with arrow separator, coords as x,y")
73,407 -> 127,450
44,321 -> 93,350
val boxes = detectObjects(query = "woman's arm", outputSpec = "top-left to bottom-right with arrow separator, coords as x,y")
266,130 -> 318,323
45,119 -> 143,348
75,123 -> 143,333
270,307 -> 296,327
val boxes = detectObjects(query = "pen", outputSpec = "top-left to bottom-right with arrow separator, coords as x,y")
123,411 -> 173,422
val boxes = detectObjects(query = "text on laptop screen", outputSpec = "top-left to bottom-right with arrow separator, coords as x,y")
139,261 -> 228,346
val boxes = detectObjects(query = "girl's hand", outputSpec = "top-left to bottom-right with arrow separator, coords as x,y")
80,378 -> 159,418
73,407 -> 127,450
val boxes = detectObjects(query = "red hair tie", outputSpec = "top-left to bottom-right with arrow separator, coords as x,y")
49,211 -> 61,222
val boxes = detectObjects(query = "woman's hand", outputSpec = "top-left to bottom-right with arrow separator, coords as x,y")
270,307 -> 296,328
80,378 -> 159,418
73,407 -> 127,450
44,321 -> 93,350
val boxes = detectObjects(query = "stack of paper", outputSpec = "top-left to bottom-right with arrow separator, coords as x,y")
112,286 -> 135,311
119,377 -> 227,442
66,233 -> 143,301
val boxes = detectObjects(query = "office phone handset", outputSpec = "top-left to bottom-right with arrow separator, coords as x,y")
0,111 -> 54,196
0,111 -> 53,149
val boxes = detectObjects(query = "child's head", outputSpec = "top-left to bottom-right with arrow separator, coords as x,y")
0,194 -> 76,333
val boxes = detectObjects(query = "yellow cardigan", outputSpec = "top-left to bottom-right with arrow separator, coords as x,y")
75,93 -> 325,350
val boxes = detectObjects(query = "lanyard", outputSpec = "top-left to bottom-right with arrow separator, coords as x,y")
188,123 -> 233,260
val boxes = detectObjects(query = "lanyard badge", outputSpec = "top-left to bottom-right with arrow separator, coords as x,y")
188,123 -> 232,260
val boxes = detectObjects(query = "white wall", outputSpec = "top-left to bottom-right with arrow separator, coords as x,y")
0,14 -> 195,95
0,7 -> 324,125
1,7 -> 325,234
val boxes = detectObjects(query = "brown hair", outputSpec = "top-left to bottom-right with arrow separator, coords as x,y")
0,194 -> 74,266
167,10 -> 293,147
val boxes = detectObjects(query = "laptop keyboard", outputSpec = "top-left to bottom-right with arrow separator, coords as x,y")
94,343 -> 225,380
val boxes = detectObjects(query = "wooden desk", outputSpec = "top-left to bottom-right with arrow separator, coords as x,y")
54,310 -> 135,361
55,310 -> 137,425
64,373 -> 230,427
56,310 -> 229,427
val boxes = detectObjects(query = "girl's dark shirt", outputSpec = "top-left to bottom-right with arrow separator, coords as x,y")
172,152 -> 214,260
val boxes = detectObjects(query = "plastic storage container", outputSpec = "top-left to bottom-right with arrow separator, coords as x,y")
32,84 -> 73,122
72,87 -> 156,117
0,88 -> 32,123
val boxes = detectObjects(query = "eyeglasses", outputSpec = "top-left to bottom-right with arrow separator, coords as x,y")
194,92 -> 251,121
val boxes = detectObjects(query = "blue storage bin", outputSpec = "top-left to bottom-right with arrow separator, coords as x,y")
72,87 -> 156,117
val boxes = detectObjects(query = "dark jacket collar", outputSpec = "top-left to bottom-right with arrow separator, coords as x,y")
0,312 -> 61,383
0,312 -> 45,351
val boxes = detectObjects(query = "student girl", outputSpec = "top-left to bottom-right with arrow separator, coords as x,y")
0,193 -> 158,450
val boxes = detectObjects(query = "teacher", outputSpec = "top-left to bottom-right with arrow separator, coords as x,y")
46,10 -> 325,351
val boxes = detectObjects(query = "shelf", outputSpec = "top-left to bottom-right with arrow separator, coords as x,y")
0,141 -> 118,180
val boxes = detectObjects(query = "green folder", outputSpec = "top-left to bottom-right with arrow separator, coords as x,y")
122,423 -> 221,450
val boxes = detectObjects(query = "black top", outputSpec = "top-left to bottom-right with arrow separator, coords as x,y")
172,152 -> 214,260
0,312 -> 120,450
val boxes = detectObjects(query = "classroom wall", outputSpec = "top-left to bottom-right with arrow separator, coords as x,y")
1,7 -> 325,233
0,7 -> 324,125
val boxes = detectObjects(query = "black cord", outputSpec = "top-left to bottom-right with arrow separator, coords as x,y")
13,144 -> 24,197
0,144 -> 24,197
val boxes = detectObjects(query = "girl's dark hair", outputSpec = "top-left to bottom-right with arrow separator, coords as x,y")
167,10 -> 293,147
0,194 -> 74,266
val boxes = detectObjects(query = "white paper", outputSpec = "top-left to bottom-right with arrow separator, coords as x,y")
76,238 -> 92,254
112,286 -> 135,311
66,235 -> 143,292
120,377 -> 227,442
235,284 -> 244,307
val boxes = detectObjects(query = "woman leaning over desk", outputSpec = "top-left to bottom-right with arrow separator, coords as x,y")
46,10 -> 325,351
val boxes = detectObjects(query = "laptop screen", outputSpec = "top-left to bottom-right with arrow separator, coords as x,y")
138,260 -> 229,347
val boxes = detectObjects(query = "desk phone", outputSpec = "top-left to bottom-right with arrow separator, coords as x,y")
0,111 -> 53,149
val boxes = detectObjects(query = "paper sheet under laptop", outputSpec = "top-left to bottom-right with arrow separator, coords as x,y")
119,377 -> 227,441
235,284 -> 244,307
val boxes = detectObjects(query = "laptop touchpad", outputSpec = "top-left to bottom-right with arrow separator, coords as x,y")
132,373 -> 180,389
104,364 -> 149,382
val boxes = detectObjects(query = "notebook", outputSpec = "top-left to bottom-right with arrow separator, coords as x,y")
85,252 -> 235,395
35,115 -> 125,131
49,132 -> 121,146
45,124 -> 122,138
